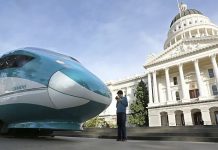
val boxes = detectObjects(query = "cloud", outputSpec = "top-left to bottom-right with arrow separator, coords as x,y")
0,0 -> 167,82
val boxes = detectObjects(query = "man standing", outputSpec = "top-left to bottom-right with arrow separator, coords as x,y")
116,90 -> 128,141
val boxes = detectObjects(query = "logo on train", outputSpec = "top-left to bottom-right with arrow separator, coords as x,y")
13,85 -> 27,91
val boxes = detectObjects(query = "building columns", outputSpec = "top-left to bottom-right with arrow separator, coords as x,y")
183,33 -> 186,39
205,28 -> 209,36
201,108 -> 212,125
189,30 -> 192,38
165,68 -> 172,102
152,71 -> 159,104
211,54 -> 218,88
178,64 -> 189,100
148,109 -> 161,127
194,59 -> 206,97
175,37 -> 177,43
212,29 -> 215,35
197,29 -> 200,37
148,73 -> 153,105
168,111 -> 176,126
183,109 -> 193,126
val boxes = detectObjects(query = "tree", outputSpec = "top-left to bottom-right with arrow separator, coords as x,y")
128,80 -> 149,126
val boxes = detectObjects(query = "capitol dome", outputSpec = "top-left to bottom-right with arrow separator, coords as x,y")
170,9 -> 203,27
164,3 -> 218,49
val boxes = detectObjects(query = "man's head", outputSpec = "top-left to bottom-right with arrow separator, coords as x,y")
117,90 -> 123,98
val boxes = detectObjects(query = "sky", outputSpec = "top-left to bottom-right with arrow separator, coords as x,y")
0,0 -> 218,81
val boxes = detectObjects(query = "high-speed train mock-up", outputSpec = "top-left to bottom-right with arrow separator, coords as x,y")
0,47 -> 111,134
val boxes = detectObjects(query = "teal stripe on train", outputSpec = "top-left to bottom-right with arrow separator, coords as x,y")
0,101 -> 107,130
8,121 -> 81,130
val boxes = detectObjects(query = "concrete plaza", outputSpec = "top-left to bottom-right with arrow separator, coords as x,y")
0,136 -> 218,150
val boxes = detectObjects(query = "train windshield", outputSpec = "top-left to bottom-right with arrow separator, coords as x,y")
22,47 -> 80,63
0,55 -> 34,70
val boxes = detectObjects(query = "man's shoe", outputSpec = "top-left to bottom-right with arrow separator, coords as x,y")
122,139 -> 127,142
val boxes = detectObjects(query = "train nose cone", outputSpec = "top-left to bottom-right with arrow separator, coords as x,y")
48,67 -> 112,109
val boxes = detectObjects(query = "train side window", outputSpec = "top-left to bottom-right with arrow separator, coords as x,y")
0,55 -> 34,70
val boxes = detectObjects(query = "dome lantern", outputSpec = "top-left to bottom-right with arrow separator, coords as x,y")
180,3 -> 188,12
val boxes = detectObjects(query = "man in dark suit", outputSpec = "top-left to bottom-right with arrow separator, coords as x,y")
116,90 -> 128,141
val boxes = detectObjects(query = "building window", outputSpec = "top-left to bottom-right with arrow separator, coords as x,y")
212,85 -> 218,95
176,91 -> 180,100
173,77 -> 178,85
189,89 -> 199,99
208,69 -> 214,78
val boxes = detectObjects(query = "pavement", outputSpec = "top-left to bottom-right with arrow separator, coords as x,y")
0,136 -> 218,150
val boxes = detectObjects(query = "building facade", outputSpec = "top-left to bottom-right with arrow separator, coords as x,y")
144,4 -> 218,127
100,74 -> 147,125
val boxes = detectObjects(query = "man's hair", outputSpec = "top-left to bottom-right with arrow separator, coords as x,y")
117,90 -> 123,95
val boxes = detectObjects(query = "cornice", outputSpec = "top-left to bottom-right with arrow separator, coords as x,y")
148,98 -> 218,109
106,73 -> 147,86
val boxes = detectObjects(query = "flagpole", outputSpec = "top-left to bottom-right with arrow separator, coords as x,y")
177,0 -> 181,14
176,0 -> 185,41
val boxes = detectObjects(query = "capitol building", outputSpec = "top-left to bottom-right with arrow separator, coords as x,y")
102,3 -> 218,127
100,74 -> 147,125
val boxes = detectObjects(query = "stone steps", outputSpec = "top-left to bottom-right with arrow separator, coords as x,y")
54,125 -> 218,142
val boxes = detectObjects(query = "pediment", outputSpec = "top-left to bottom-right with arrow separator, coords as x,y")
158,43 -> 209,61
146,39 -> 218,66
